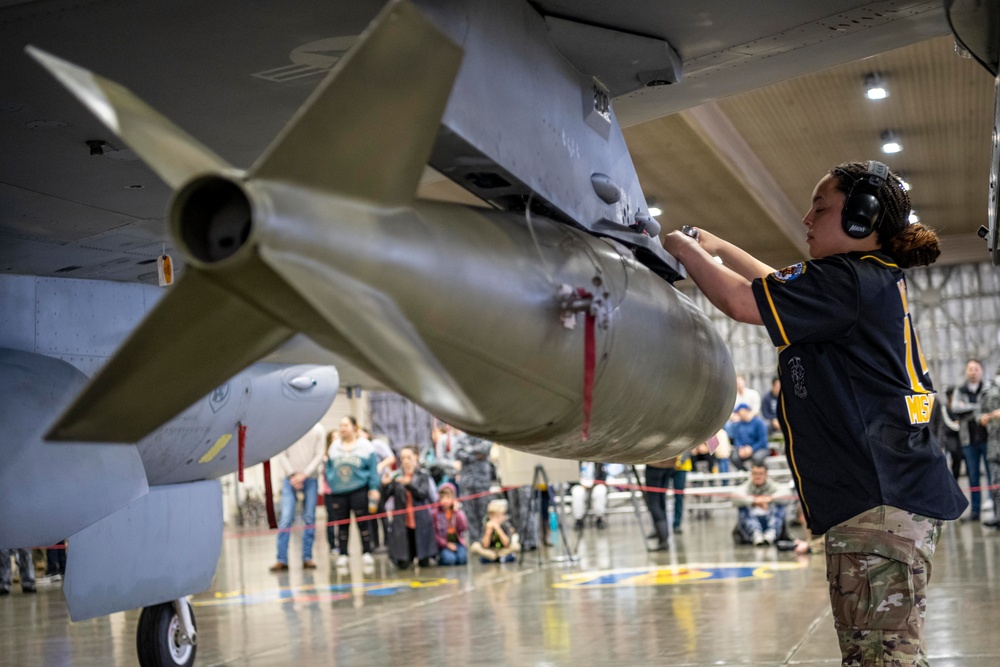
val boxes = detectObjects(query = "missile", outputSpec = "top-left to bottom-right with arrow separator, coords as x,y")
32,0 -> 734,462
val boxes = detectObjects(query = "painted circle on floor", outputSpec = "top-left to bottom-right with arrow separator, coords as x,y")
552,562 -> 807,589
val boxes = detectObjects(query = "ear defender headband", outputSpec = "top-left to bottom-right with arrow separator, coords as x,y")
841,160 -> 889,239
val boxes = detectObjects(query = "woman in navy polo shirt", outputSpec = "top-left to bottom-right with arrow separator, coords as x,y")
663,161 -> 966,667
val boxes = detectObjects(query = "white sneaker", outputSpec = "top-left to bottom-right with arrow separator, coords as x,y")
362,553 -> 375,566
335,555 -> 349,568
752,531 -> 765,546
763,530 -> 777,545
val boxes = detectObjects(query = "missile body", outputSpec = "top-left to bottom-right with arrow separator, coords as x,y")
174,176 -> 735,463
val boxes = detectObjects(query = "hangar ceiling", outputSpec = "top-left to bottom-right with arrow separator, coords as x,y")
423,35 -> 997,270
626,35 -> 996,269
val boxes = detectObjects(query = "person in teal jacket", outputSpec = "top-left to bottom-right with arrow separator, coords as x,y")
324,416 -> 381,569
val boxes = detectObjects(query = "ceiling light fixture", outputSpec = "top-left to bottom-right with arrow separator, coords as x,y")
897,174 -> 912,191
864,73 -> 889,100
646,197 -> 662,217
881,130 -> 902,154
909,210 -> 920,224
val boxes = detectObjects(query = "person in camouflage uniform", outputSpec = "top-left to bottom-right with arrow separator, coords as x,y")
826,506 -> 942,666
455,432 -> 494,543
663,162 -> 968,667
975,383 -> 1000,528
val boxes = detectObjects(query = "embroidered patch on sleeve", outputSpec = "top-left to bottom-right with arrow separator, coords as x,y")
771,262 -> 806,283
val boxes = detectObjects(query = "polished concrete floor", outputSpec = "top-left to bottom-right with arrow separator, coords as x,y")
3,501 -> 1000,666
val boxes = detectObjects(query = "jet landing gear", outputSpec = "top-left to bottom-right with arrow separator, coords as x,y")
136,598 -> 197,667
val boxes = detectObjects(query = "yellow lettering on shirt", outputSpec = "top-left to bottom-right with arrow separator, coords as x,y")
905,393 -> 934,425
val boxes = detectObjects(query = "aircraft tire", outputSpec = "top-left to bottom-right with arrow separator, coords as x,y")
136,601 -> 197,667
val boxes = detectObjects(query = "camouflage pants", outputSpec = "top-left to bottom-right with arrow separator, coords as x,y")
825,506 -> 943,667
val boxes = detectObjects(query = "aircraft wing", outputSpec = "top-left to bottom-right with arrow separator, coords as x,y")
0,0 -> 948,283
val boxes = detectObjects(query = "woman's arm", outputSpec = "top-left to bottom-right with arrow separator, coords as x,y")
406,471 -> 431,501
367,453 -> 382,491
664,231 -> 763,324
696,228 -> 777,280
377,453 -> 396,473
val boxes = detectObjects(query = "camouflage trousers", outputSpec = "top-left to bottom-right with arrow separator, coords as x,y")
825,505 -> 943,667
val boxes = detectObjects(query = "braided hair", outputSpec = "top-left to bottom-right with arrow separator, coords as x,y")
829,162 -> 940,268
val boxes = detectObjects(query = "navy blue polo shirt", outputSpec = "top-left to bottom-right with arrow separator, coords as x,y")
751,251 -> 967,534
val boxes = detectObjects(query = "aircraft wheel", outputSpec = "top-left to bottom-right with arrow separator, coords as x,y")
136,600 -> 197,667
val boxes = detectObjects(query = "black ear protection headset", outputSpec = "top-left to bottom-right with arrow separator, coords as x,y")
841,160 -> 889,239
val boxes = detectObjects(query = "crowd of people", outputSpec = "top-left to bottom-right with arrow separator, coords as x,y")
263,358 -> 1000,577
267,379 -> 806,574
7,363 -> 991,590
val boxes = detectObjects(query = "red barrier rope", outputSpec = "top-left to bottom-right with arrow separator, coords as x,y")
29,481 -> 1000,548
223,480 -> 1000,539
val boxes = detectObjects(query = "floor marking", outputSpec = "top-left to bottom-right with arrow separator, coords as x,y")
194,577 -> 456,607
553,561 -> 806,589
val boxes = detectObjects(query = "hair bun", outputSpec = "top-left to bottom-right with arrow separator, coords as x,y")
886,223 -> 940,268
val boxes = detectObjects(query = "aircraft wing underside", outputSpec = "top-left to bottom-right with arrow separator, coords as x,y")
0,0 -> 949,283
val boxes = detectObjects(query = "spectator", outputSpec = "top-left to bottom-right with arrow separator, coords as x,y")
725,404 -> 769,470
731,374 -> 762,420
712,428 -> 732,476
469,499 -> 520,563
571,462 -> 608,530
269,422 -> 326,572
325,416 -> 381,570
320,432 -> 338,556
760,377 -> 782,438
507,485 -> 541,551
364,428 -> 396,553
930,386 -> 963,479
433,482 -> 469,565
976,384 -> 1000,528
644,454 -> 691,549
455,432 -> 494,544
0,548 -> 36,594
733,463 -> 791,545
383,445 -> 438,569
44,541 -> 66,583
425,423 -> 461,488
953,359 -> 993,521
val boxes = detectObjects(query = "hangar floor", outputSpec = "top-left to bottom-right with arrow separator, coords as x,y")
3,502 -> 1000,667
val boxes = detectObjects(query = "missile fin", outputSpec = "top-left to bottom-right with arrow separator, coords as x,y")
249,0 -> 462,205
25,46 -> 232,188
260,246 -> 484,425
47,270 -> 294,443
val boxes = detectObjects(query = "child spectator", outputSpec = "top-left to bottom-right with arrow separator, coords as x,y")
433,483 -> 468,565
469,499 -> 520,563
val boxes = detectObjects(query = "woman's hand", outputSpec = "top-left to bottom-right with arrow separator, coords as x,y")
661,230 -> 701,262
